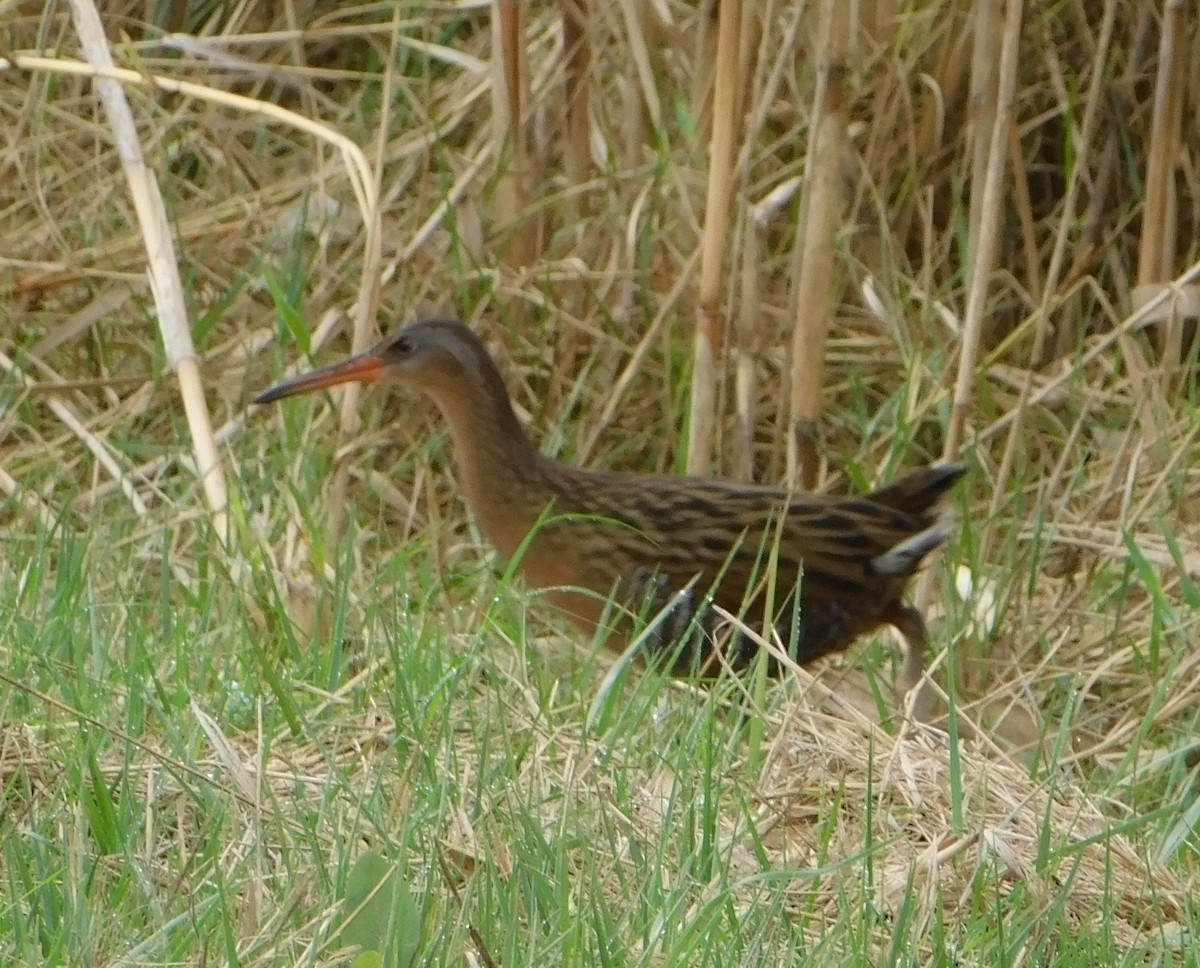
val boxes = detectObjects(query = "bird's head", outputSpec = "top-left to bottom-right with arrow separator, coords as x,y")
255,318 -> 490,404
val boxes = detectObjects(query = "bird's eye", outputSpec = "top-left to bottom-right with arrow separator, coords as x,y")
394,335 -> 413,354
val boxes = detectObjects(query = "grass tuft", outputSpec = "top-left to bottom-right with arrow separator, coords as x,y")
3,0 -> 1199,963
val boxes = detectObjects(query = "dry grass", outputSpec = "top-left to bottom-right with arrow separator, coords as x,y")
2,0 -> 1199,963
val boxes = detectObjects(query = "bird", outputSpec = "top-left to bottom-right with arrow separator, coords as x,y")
256,317 -> 963,690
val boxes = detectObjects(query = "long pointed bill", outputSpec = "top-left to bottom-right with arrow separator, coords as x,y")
254,351 -> 386,404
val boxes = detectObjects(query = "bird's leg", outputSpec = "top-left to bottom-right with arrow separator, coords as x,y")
889,604 -> 933,721
621,569 -> 769,677
622,567 -> 701,661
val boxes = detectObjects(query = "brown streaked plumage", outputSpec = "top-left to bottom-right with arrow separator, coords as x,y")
256,318 -> 963,686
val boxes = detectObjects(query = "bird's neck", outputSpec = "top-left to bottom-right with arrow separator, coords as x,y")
423,367 -> 557,559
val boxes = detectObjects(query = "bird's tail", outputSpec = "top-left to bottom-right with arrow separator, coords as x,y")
870,521 -> 953,576
868,462 -> 965,576
866,462 -> 966,519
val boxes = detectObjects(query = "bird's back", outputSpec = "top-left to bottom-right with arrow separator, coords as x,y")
520,461 -> 962,667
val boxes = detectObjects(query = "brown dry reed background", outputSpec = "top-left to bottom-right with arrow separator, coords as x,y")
1,0 -> 1200,956
3,1 -> 1197,656
3,1 -> 1200,740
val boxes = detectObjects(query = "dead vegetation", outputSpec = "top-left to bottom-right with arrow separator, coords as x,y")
1,0 -> 1199,959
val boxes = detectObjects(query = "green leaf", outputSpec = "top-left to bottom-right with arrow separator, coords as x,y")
262,265 -> 310,353
84,744 -> 120,854
340,851 -> 421,968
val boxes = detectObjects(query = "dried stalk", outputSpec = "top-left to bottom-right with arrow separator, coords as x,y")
492,0 -> 532,265
943,0 -> 1023,461
615,0 -> 662,150
65,0 -> 227,538
913,12 -> 970,188
687,0 -> 744,474
787,0 -> 851,489
691,2 -> 720,140
861,0 -> 900,43
1137,0 -> 1187,369
966,0 -> 1002,288
733,210 -> 763,482
561,0 -> 593,215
